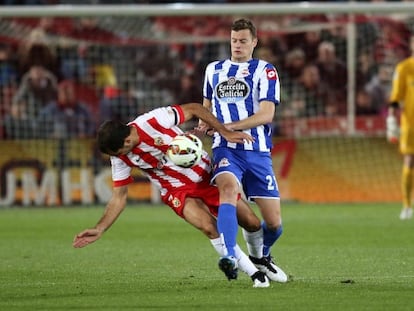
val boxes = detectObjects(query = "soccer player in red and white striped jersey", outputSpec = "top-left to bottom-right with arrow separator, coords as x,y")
72,103 -> 270,287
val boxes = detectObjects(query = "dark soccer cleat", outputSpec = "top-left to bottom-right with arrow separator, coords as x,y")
218,256 -> 238,280
249,255 -> 288,283
251,271 -> 270,288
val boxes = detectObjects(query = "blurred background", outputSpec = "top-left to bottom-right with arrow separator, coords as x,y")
0,1 -> 408,206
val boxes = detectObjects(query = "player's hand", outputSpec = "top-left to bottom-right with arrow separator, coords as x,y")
386,115 -> 399,144
221,130 -> 254,144
195,122 -> 215,137
72,228 -> 103,248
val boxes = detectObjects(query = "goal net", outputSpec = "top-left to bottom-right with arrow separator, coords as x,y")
0,3 -> 409,206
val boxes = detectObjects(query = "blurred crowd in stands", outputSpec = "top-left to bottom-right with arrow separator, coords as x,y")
0,2 -> 412,139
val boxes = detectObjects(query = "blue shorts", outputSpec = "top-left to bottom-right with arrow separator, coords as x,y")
212,147 -> 280,201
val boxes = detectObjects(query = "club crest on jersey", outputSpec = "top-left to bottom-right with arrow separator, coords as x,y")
266,68 -> 277,80
217,157 -> 230,168
154,137 -> 164,146
215,76 -> 250,103
241,68 -> 250,76
172,197 -> 181,208
157,160 -> 164,169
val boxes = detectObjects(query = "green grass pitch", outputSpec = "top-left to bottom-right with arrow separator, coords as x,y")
0,202 -> 413,311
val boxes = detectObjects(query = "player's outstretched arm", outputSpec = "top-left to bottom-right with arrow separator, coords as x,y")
226,100 -> 275,131
182,102 -> 253,144
73,185 -> 128,248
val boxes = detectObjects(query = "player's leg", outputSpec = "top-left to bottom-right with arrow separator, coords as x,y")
236,198 -> 263,258
255,197 -> 283,257
214,172 -> 240,258
243,152 -> 288,282
183,197 -> 268,286
400,154 -> 414,220
212,148 -> 244,278
182,197 -> 219,239
182,197 -> 240,279
250,197 -> 287,283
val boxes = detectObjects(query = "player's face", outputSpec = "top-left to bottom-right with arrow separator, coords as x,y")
112,138 -> 135,156
230,29 -> 257,63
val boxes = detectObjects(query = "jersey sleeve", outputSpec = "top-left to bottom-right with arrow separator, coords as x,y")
111,156 -> 133,187
203,62 -> 216,100
389,62 -> 405,103
258,63 -> 280,105
170,105 -> 185,125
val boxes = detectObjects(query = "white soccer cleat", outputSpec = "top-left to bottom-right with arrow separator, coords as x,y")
251,271 -> 270,288
399,207 -> 413,220
249,255 -> 288,283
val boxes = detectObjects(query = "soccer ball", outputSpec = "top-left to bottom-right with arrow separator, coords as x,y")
166,133 -> 203,168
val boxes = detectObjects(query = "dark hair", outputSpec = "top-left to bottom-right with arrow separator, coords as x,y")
231,18 -> 257,39
97,120 -> 130,154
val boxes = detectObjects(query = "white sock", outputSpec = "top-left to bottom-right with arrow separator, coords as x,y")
242,228 -> 264,258
211,237 -> 258,277
210,236 -> 227,257
234,244 -> 258,277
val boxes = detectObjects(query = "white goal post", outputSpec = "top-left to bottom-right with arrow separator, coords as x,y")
1,2 -> 414,17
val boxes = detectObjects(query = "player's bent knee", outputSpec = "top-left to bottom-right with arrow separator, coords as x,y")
239,216 -> 261,232
201,225 -> 219,239
265,222 -> 282,232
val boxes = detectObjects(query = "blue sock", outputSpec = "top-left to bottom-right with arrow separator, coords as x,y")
262,221 -> 283,257
217,203 -> 238,257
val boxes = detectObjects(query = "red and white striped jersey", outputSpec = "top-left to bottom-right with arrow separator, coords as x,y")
110,105 -> 212,196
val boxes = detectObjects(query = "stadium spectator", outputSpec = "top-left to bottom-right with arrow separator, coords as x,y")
4,65 -> 57,138
0,43 -> 18,137
37,79 -> 95,139
98,84 -> 139,124
72,103 -> 271,288
288,63 -> 329,117
356,49 -> 379,89
3,97 -> 37,139
387,34 -> 414,220
315,41 -> 348,114
12,65 -> 58,116
17,28 -> 59,79
58,43 -> 90,83
294,30 -> 322,63
171,73 -> 202,131
283,47 -> 306,84
199,18 -> 288,283
0,44 -> 18,88
355,88 -> 376,116
324,24 -> 348,63
365,64 -> 392,115
374,17 -> 411,65
0,83 -> 17,139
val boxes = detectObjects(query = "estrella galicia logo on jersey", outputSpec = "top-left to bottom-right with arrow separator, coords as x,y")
154,137 -> 164,146
266,68 -> 277,80
216,76 -> 250,103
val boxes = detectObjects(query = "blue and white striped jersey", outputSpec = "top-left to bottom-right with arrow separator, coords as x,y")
203,58 -> 280,152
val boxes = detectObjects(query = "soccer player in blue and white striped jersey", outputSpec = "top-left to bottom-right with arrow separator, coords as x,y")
200,18 -> 287,283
